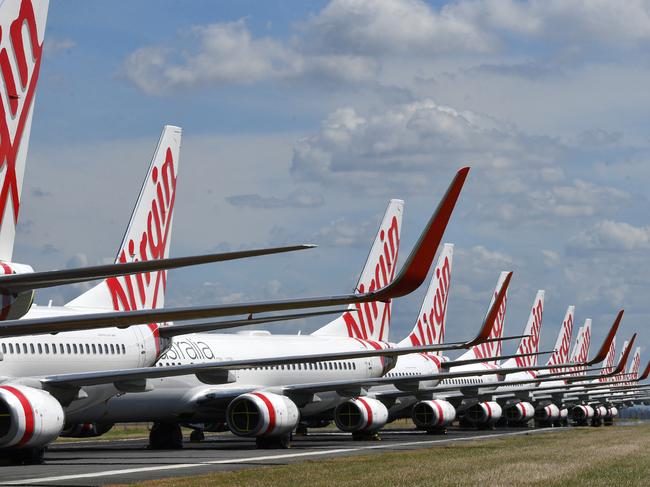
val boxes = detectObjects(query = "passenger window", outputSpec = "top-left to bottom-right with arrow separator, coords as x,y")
85,344 -> 90,354
7,343 -> 13,353
44,344 -> 49,354
59,344 -> 64,354
121,344 -> 126,353
52,344 -> 57,354
79,344 -> 84,354
1,343 -> 6,353
104,344 -> 109,354
110,344 -> 115,354
30,344 -> 35,354
37,344 -> 42,354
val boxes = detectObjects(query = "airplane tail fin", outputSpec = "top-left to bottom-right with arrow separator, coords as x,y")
501,290 -> 544,369
598,336 -> 616,381
629,347 -> 642,379
397,243 -> 453,350
312,199 -> 403,342
546,305 -> 574,368
568,319 -> 591,375
0,0 -> 49,261
66,125 -> 182,310
457,271 -> 509,363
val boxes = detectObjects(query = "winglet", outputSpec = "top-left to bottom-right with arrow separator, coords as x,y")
463,271 -> 512,348
586,309 -> 623,366
638,361 -> 650,381
612,334 -> 637,375
377,167 -> 469,299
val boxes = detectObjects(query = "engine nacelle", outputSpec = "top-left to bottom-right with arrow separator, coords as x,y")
465,401 -> 502,425
0,385 -> 64,449
572,404 -> 595,421
411,400 -> 456,429
606,406 -> 618,419
505,402 -> 535,422
226,392 -> 299,438
334,397 -> 388,433
559,408 -> 568,420
60,422 -> 114,438
0,262 -> 35,320
593,405 -> 608,418
534,404 -> 560,421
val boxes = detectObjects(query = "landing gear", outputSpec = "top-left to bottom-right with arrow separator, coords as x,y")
189,429 -> 205,443
8,447 -> 45,465
295,424 -> 309,436
255,434 -> 292,449
148,422 -> 183,450
351,431 -> 381,441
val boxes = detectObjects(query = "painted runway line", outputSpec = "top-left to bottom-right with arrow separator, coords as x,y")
6,428 -> 554,485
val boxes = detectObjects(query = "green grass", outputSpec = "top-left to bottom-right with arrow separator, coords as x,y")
112,423 -> 650,487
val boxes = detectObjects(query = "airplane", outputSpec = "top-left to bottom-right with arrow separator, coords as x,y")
58,241 -> 525,449
0,161 -> 473,462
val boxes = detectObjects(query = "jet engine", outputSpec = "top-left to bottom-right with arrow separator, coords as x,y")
465,401 -> 502,425
606,406 -> 618,418
226,392 -> 299,448
534,404 -> 560,422
504,402 -> 534,423
0,261 -> 35,320
411,399 -> 456,431
593,405 -> 607,418
571,404 -> 595,425
0,385 -> 64,456
334,397 -> 388,438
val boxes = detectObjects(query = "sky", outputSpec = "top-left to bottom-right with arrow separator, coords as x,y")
18,0 -> 650,360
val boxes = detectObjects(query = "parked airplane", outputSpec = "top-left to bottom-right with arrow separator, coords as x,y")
0,161 -> 474,461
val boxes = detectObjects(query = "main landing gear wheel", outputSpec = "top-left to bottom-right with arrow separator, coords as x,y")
149,422 -> 183,450
8,447 -> 45,465
189,429 -> 205,443
256,434 -> 292,449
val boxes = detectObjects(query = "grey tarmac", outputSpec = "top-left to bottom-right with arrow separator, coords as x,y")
0,427 -> 564,486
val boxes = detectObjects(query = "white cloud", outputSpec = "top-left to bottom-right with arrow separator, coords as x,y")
568,220 -> 650,253
122,18 -> 378,94
45,37 -> 75,57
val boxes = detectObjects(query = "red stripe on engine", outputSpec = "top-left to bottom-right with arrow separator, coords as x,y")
356,397 -> 373,426
251,392 -> 276,436
432,400 -> 444,426
484,402 -> 492,421
0,385 -> 34,446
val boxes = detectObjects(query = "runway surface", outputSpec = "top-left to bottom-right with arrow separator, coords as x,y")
1,427 -> 561,486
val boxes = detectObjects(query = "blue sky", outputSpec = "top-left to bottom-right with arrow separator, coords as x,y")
19,0 -> 650,361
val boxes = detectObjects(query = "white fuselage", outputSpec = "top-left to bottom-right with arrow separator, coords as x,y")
71,332 -> 390,424
0,304 -> 162,416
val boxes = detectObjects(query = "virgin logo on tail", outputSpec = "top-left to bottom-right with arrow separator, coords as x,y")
515,293 -> 544,368
0,0 -> 44,235
106,148 -> 177,312
407,246 -> 452,347
548,309 -> 573,368
598,337 -> 616,382
473,289 -> 507,360
342,215 -> 399,341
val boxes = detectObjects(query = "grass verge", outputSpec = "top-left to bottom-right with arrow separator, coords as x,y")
112,423 -> 650,487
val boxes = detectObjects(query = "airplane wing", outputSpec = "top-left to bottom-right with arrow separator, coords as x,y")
0,245 -> 315,294
0,167 -> 470,338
